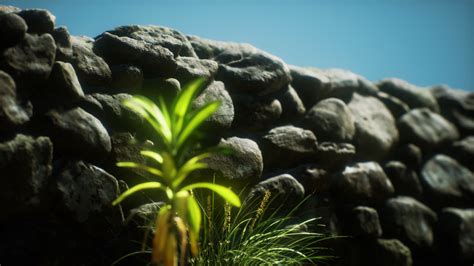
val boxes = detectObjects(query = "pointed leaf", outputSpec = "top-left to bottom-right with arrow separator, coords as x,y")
116,162 -> 164,178
141,150 -> 163,164
177,101 -> 220,147
112,182 -> 165,205
173,78 -> 205,135
172,153 -> 211,187
187,194 -> 202,236
181,183 -> 241,207
132,96 -> 172,143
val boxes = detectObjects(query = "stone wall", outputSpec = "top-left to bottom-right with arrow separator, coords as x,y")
1,5 -> 473,266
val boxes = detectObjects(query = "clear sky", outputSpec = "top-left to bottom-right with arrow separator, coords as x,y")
5,0 -> 474,91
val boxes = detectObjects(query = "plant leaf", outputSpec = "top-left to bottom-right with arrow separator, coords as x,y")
187,194 -> 202,236
172,153 -> 211,188
132,96 -> 172,143
177,101 -> 220,148
140,150 -> 163,164
181,183 -> 241,207
112,182 -> 165,205
172,78 -> 205,136
116,162 -> 164,178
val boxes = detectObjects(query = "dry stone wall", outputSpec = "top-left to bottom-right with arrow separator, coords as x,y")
1,6 -> 474,266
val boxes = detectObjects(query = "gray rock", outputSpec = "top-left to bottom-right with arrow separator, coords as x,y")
0,134 -> 52,219
0,33 -> 56,90
175,56 -> 218,85
192,80 -> 234,132
285,164 -> 330,194
260,125 -> 317,171
0,5 -> 21,14
377,78 -> 439,112
52,160 -> 122,227
398,108 -> 459,153
446,136 -> 474,171
316,142 -> 356,171
303,98 -> 355,142
371,239 -> 413,266
93,32 -> 177,78
348,93 -> 399,160
331,162 -> 394,206
65,35 -> 112,87
42,108 -> 111,162
421,154 -> 474,208
203,137 -> 263,185
110,64 -> 143,92
276,85 -> 306,123
289,65 -> 331,109
0,13 -> 27,49
107,25 -> 197,57
384,161 -> 423,199
381,196 -> 437,252
141,77 -> 181,101
395,144 -> 423,170
17,9 -> 55,34
52,26 -> 73,61
125,202 -> 163,227
248,174 -> 305,210
322,68 -> 379,100
438,208 -> 474,263
0,71 -> 31,130
347,206 -> 382,238
231,93 -> 281,132
187,35 -> 251,59
46,61 -> 84,102
376,91 -> 410,118
431,85 -> 474,136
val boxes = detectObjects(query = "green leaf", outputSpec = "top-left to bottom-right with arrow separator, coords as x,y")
161,153 -> 177,180
140,150 -> 163,164
116,162 -> 164,178
177,101 -> 220,148
173,78 -> 205,136
181,183 -> 241,207
112,182 -> 165,205
172,153 -> 211,188
187,195 -> 201,236
132,96 -> 172,143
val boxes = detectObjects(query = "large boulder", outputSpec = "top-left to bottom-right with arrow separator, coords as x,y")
421,154 -> 474,208
384,161 -> 423,199
94,32 -> 177,78
381,196 -> 437,253
0,134 -> 53,219
17,8 -> 55,34
303,98 -> 355,142
398,108 -> 459,153
0,70 -> 31,131
348,93 -> 399,160
331,162 -> 395,206
0,12 -> 27,49
377,78 -> 439,112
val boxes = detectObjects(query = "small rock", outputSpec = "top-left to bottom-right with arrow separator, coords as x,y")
46,61 -> 84,102
438,208 -> 474,263
260,125 -> 317,171
322,68 -> 379,101
446,136 -> 474,171
289,65 -> 331,109
175,56 -> 218,85
331,162 -> 394,206
421,154 -> 474,208
231,93 -> 281,132
285,164 -> 330,194
377,78 -> 439,112
371,239 -> 413,266
381,196 -> 437,252
398,108 -> 459,153
348,93 -> 399,161
52,26 -> 73,61
316,142 -> 356,171
18,9 -> 55,34
376,91 -> 410,118
394,143 -> 423,170
276,85 -> 306,123
0,5 -> 21,14
0,13 -> 27,49
303,98 -> 355,142
141,77 -> 181,101
347,206 -> 382,238
384,161 -> 423,199
110,64 -> 143,92
0,70 -> 31,130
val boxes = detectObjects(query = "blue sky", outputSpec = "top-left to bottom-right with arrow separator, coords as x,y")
5,0 -> 474,91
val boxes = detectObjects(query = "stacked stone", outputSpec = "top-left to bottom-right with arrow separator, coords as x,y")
1,5 -> 473,266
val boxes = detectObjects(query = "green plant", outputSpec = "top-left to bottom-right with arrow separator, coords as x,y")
112,79 -> 241,266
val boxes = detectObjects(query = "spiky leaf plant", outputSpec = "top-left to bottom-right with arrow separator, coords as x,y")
112,78 -> 241,266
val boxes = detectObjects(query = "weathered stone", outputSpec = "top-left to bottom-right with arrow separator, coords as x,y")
93,32 -> 177,78
348,93 -> 399,160
110,64 -> 143,92
421,154 -> 474,208
289,65 -> 331,109
0,71 -> 31,130
175,56 -> 218,85
331,162 -> 394,206
46,61 -> 84,102
398,108 -> 459,153
347,206 -> 382,238
446,136 -> 474,171
438,208 -> 474,263
376,91 -> 410,118
192,81 -> 234,132
285,164 -> 330,194
260,125 -> 317,171
303,98 -> 355,142
316,142 -> 356,171
377,78 -> 439,112
384,161 -> 423,199
0,5 -> 21,14
18,9 -> 55,34
394,143 -> 423,170
276,85 -> 306,123
248,174 -> 305,210
322,68 -> 379,100
52,26 -> 73,61
107,25 -> 197,57
187,35 -> 250,59
231,93 -> 281,132
381,196 -> 437,252
1,33 -> 56,91
0,13 -> 27,49
0,134 -> 52,219
371,239 -> 413,266
141,77 -> 181,102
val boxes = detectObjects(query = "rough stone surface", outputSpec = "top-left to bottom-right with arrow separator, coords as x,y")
394,144 -> 423,170
276,85 -> 306,122
110,64 -> 143,92
231,93 -> 282,132
52,26 -> 73,60
94,32 -> 177,78
285,164 -> 331,194
331,162 -> 394,206
303,98 -> 355,142
437,208 -> 474,263
0,13 -> 27,49
315,142 -> 356,171
398,108 -> 459,153
421,154 -> 474,208
381,196 -> 437,252
0,70 -> 31,130
347,206 -> 383,238
377,78 -> 439,112
372,239 -> 413,266
248,174 -> 305,210
376,91 -> 410,118
175,56 -> 218,85
0,5 -> 21,14
289,65 -> 331,109
45,61 -> 84,102
18,9 -> 55,34
446,136 -> 474,171
348,93 -> 399,160
384,161 -> 423,199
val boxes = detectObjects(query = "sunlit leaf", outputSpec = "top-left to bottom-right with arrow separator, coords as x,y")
172,153 -> 211,188
173,78 -> 205,135
140,150 -> 163,164
187,194 -> 202,236
177,101 -> 220,148
161,153 -> 177,180
153,205 -> 171,264
132,96 -> 172,143
116,162 -> 164,178
181,182 -> 241,207
112,182 -> 165,205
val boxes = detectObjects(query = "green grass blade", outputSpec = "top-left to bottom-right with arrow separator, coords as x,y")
182,183 -> 241,207
172,153 -> 211,188
112,181 -> 165,205
116,162 -> 164,178
177,101 -> 220,148
140,150 -> 163,164
187,195 -> 202,236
